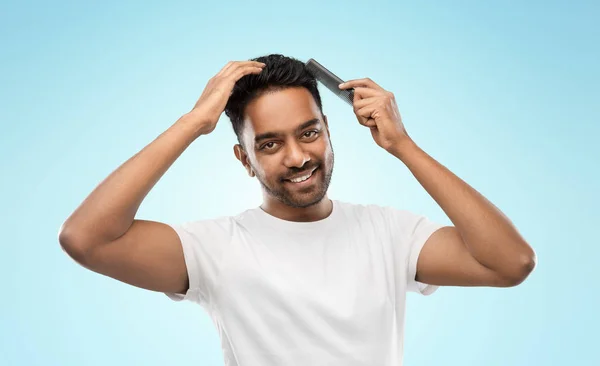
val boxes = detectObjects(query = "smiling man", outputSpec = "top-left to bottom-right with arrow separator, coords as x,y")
58,54 -> 537,366
230,83 -> 335,219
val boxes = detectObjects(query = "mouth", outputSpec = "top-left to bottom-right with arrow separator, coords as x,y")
283,167 -> 319,187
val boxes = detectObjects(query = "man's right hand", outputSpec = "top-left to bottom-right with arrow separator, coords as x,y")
186,60 -> 266,136
58,60 -> 267,298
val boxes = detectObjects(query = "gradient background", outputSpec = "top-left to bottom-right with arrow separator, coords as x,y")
1,1 -> 598,365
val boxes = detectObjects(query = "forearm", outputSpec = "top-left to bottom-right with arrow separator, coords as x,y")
390,138 -> 536,277
59,113 -> 205,248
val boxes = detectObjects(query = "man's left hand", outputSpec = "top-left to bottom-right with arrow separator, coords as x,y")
339,78 -> 410,153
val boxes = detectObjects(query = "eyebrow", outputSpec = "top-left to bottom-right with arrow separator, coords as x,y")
254,118 -> 321,145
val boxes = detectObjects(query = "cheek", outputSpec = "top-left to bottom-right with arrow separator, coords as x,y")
319,142 -> 332,159
254,159 -> 278,180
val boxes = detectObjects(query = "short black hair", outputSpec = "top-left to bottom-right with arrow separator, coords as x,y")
224,54 -> 323,148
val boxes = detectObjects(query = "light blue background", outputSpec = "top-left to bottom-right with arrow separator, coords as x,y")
1,1 -> 598,365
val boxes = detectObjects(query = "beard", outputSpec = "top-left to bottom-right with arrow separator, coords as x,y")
253,149 -> 335,209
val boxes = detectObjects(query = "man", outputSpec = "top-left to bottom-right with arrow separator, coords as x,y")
58,54 -> 536,366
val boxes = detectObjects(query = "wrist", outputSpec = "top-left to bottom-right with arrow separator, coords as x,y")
388,136 -> 419,160
176,112 -> 212,138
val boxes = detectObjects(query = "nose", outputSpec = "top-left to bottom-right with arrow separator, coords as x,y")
283,140 -> 310,168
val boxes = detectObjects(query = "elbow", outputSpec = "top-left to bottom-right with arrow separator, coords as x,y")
58,224 -> 91,265
502,251 -> 538,287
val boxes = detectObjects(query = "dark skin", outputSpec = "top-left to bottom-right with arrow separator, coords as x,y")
234,77 -> 536,288
57,58 -> 536,310
233,87 -> 335,222
194,60 -> 535,288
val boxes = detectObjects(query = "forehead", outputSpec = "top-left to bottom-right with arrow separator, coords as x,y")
242,87 -> 321,138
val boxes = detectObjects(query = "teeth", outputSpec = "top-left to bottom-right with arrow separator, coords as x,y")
290,174 -> 311,183
289,170 -> 314,183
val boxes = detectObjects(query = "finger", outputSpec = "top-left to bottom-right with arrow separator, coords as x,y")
223,61 -> 266,78
352,96 -> 379,109
354,112 -> 373,128
356,104 -> 378,123
339,78 -> 385,91
352,86 -> 380,101
215,61 -> 235,77
231,66 -> 265,82
357,116 -> 377,128
217,61 -> 264,77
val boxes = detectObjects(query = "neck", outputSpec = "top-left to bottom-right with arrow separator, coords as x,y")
260,196 -> 332,222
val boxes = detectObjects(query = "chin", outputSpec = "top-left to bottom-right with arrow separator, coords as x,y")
284,191 -> 327,208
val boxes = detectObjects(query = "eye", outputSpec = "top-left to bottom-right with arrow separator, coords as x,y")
261,141 -> 278,150
303,130 -> 319,138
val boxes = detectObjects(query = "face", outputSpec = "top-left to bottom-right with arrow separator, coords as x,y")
234,87 -> 334,209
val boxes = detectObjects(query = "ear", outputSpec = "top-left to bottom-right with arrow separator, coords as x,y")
323,114 -> 330,137
233,144 -> 255,177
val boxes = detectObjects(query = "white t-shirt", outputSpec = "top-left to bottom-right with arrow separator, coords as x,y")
165,199 -> 444,366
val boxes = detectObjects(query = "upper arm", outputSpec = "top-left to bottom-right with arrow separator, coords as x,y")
62,219 -> 190,295
416,226 -> 513,287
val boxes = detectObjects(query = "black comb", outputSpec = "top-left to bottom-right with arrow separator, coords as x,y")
305,58 -> 355,106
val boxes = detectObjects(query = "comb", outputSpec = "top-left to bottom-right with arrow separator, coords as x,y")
305,58 -> 355,106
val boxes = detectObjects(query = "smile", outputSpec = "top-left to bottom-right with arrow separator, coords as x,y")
284,167 -> 318,185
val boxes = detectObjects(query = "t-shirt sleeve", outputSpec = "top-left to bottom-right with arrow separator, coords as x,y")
163,216 -> 233,306
387,207 -> 445,296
